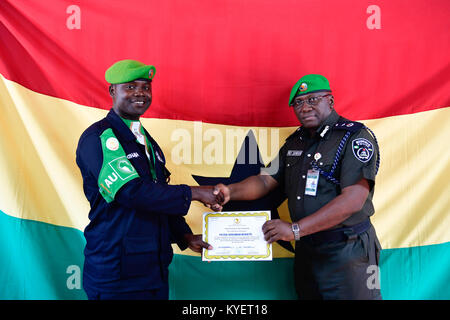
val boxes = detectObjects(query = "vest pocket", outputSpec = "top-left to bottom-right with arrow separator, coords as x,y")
121,236 -> 160,278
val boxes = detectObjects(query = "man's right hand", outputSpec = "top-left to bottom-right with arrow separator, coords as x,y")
190,186 -> 224,211
199,175 -> 278,212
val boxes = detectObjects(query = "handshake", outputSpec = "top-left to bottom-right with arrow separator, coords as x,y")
189,182 -> 295,247
190,185 -> 230,211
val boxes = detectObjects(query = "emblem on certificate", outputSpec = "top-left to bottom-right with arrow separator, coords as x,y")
202,211 -> 272,261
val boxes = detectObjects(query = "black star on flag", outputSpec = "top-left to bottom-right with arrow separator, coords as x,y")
192,130 -> 294,253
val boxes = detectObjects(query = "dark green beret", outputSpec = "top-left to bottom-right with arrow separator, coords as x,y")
105,59 -> 156,84
288,74 -> 331,105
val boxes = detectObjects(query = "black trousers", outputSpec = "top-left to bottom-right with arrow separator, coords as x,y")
294,225 -> 382,300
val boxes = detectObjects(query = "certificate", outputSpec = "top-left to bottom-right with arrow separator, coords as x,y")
202,211 -> 272,261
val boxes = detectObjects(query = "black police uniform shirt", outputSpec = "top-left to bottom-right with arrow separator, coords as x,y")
76,109 -> 192,293
264,109 -> 379,227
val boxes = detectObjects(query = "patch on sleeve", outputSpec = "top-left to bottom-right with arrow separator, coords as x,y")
352,138 -> 374,163
98,129 -> 139,203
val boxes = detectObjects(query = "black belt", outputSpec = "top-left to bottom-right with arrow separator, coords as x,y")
302,219 -> 372,245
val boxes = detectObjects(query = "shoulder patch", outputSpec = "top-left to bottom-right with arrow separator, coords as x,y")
98,128 -> 139,203
352,138 -> 374,163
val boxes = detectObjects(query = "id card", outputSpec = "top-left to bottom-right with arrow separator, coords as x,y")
305,169 -> 319,196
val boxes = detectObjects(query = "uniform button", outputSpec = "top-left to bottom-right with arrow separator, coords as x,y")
302,175 -> 306,179
319,162 -> 323,166
307,154 -> 311,157
297,196 -> 301,200
287,163 -> 290,167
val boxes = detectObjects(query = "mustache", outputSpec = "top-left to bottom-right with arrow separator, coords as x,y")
130,97 -> 151,102
299,113 -> 316,118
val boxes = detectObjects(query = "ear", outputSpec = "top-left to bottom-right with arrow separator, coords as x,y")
109,85 -> 115,98
329,95 -> 334,108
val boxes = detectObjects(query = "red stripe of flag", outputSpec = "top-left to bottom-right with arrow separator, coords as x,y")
1,0 -> 449,127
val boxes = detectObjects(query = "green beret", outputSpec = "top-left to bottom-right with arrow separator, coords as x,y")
105,59 -> 156,84
288,74 -> 331,105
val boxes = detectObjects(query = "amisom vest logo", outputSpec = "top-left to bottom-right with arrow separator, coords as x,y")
108,156 -> 138,180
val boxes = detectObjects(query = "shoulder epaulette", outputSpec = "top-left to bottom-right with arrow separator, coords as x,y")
333,120 -> 364,133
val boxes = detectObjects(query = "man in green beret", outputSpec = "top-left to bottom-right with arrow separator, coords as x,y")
213,74 -> 382,300
76,59 -> 221,300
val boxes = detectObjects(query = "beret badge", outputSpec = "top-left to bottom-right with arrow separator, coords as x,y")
299,82 -> 308,92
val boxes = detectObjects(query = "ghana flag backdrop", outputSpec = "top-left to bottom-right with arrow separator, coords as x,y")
1,0 -> 449,300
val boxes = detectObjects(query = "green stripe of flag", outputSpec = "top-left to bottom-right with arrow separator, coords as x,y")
380,242 -> 450,300
169,254 -> 297,300
2,210 -> 450,299
0,210 -> 86,299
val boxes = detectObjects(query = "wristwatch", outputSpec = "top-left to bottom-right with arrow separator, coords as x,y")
291,223 -> 301,241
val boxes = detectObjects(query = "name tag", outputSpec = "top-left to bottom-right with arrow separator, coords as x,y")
305,169 -> 319,196
287,150 -> 303,156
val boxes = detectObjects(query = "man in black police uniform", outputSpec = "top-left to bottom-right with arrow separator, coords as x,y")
76,59 -> 219,300
213,74 -> 382,299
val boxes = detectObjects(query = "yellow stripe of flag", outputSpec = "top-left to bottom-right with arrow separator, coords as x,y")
1,74 -> 449,253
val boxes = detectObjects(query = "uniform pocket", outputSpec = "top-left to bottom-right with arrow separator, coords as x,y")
121,237 -> 159,278
314,150 -> 338,177
284,156 -> 302,190
355,232 -> 370,263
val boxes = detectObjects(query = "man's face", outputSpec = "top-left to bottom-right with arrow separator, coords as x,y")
110,79 -> 152,120
292,92 -> 334,129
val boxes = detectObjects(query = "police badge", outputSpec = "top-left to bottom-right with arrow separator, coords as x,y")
352,138 -> 374,163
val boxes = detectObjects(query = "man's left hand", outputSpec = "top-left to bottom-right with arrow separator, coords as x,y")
184,234 -> 212,253
262,219 -> 294,244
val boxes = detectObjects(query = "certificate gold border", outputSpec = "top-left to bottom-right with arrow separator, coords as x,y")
203,211 -> 271,260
